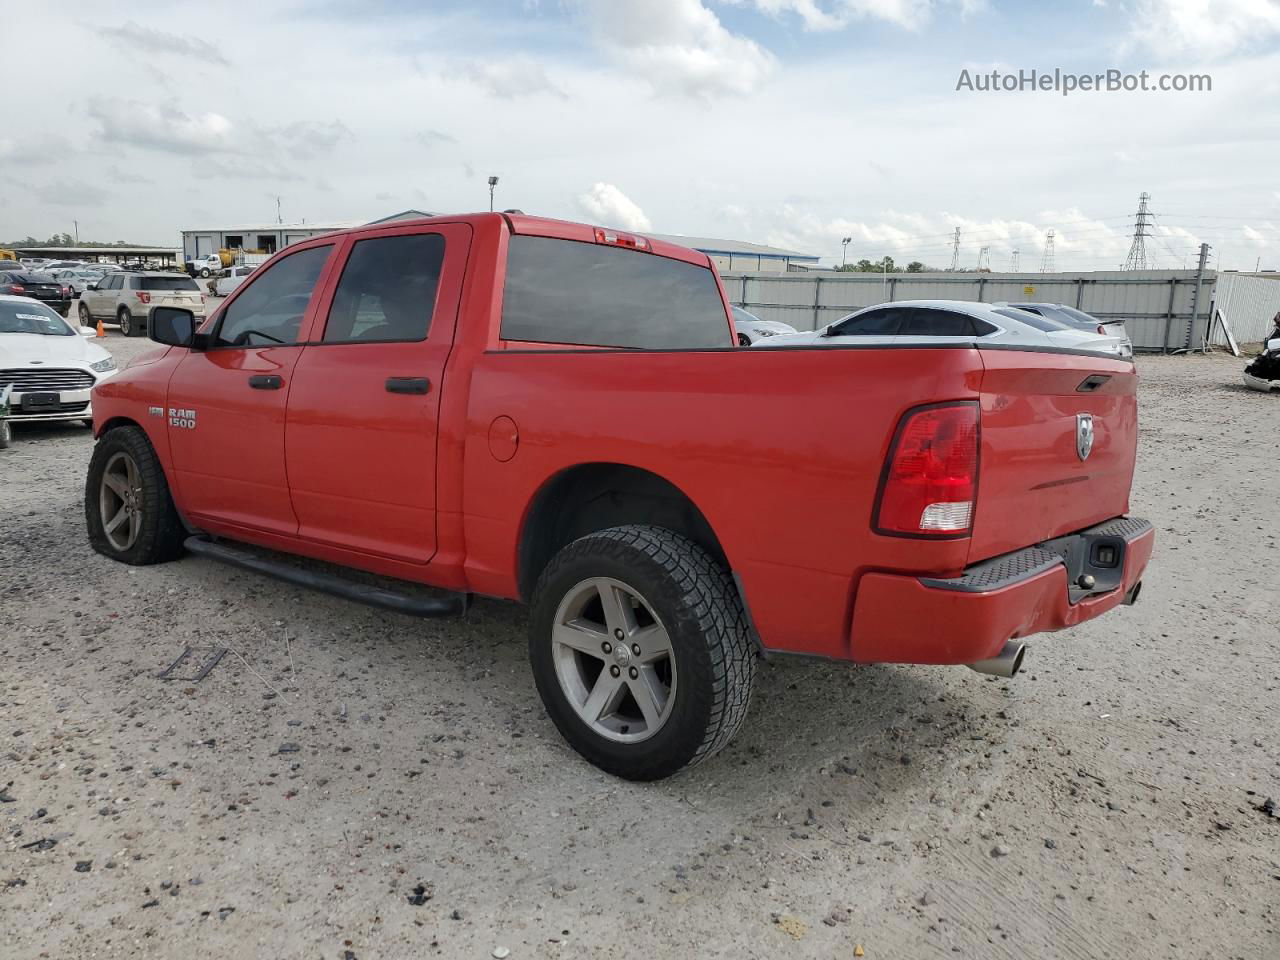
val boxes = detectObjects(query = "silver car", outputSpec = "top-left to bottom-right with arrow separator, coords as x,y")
755,299 -> 1131,356
78,271 -> 206,337
997,302 -> 1133,357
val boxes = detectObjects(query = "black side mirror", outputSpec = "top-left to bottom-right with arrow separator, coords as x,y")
87,282 -> 98,291
150,307 -> 200,348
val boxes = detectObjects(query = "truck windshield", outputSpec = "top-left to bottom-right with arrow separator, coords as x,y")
501,235 -> 730,349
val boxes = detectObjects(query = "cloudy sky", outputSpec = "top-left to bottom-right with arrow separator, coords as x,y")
3,0 -> 1279,270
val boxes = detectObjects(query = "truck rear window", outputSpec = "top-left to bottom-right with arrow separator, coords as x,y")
500,235 -> 730,349
140,277 -> 200,291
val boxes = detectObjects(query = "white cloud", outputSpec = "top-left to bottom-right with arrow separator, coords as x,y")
579,0 -> 776,96
731,0 -> 986,31
1126,0 -> 1280,59
453,57 -> 564,98
100,20 -> 229,65
577,182 -> 653,230
87,98 -> 234,155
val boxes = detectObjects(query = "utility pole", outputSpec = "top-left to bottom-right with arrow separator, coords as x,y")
1009,248 -> 1020,272
977,246 -> 991,271
1190,241 -> 1211,348
73,220 -> 79,243
1040,229 -> 1056,273
841,236 -> 851,267
275,195 -> 282,225
949,227 -> 961,271
1123,191 -> 1152,270
488,175 -> 499,212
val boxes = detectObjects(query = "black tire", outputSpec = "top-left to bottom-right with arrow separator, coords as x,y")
78,301 -> 92,325
117,306 -> 140,337
529,525 -> 755,780
737,333 -> 752,347
85,425 -> 185,565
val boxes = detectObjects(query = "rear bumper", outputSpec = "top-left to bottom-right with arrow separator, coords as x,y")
850,516 -> 1154,665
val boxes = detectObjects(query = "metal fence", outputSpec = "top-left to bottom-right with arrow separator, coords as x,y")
719,269 -> 1225,352
1209,273 -> 1280,346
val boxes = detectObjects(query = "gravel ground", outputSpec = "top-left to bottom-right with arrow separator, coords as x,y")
2,336 -> 1277,960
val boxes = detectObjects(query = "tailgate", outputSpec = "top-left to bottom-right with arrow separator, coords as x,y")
968,348 -> 1138,564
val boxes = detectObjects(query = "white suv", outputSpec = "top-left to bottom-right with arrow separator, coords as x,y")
78,272 -> 206,337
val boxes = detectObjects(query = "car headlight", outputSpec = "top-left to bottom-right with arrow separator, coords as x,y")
90,356 -> 117,373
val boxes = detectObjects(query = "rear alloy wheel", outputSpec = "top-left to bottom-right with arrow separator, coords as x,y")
85,426 -> 185,564
117,306 -> 139,337
78,302 -> 91,325
529,525 -> 756,780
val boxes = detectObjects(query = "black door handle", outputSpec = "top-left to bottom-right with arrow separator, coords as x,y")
248,375 -> 283,390
386,377 -> 431,395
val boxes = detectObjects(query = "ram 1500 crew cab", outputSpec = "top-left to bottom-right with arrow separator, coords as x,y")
85,213 -> 1153,780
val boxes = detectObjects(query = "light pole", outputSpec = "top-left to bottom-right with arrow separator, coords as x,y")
73,220 -> 79,243
841,236 -> 851,267
488,175 -> 499,212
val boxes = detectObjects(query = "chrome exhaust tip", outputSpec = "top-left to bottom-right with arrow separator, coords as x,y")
968,641 -> 1026,678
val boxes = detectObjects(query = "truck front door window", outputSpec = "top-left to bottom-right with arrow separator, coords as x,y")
321,233 -> 445,343
214,244 -> 331,347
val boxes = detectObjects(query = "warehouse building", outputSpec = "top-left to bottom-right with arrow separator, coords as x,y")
180,210 -> 433,260
181,212 -> 818,272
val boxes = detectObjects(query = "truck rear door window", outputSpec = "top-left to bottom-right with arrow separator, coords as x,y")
500,235 -> 730,349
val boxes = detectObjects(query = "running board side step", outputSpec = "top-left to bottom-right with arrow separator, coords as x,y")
184,536 -> 468,618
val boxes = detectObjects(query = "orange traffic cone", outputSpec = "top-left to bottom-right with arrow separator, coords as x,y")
96,317 -> 105,338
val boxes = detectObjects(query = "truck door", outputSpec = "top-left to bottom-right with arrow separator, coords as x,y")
283,223 -> 472,563
165,241 -> 338,536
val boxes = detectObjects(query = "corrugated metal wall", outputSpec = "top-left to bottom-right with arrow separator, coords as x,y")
720,269 -> 1214,351
1209,273 -> 1280,345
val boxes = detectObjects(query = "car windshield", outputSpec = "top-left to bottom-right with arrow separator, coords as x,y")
0,300 -> 74,335
732,306 -> 762,324
140,276 -> 200,291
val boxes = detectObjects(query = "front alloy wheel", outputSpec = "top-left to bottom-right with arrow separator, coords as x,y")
552,577 -> 677,743
98,451 -> 143,551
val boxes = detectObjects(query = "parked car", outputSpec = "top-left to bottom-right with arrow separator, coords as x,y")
186,253 -> 224,278
757,299 -> 1131,356
19,257 -> 52,270
78,272 -> 205,337
212,263 -> 257,297
0,270 -> 74,316
51,267 -> 106,296
730,305 -> 798,346
39,260 -> 88,273
0,295 -> 117,427
85,213 -> 1151,781
0,259 -> 23,272
997,302 -> 1133,357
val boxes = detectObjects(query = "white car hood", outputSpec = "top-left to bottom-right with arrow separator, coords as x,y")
751,329 -> 827,347
0,332 -> 108,367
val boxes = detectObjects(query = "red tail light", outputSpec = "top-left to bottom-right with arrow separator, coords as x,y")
135,291 -> 151,304
594,227 -> 651,251
1096,324 -> 1107,335
10,284 -> 24,294
874,403 -> 979,537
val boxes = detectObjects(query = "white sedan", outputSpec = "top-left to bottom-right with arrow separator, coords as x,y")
755,299 -> 1130,356
0,294 -> 118,428
731,306 -> 798,346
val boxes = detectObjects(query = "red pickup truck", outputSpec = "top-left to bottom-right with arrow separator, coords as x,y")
85,213 -> 1152,780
